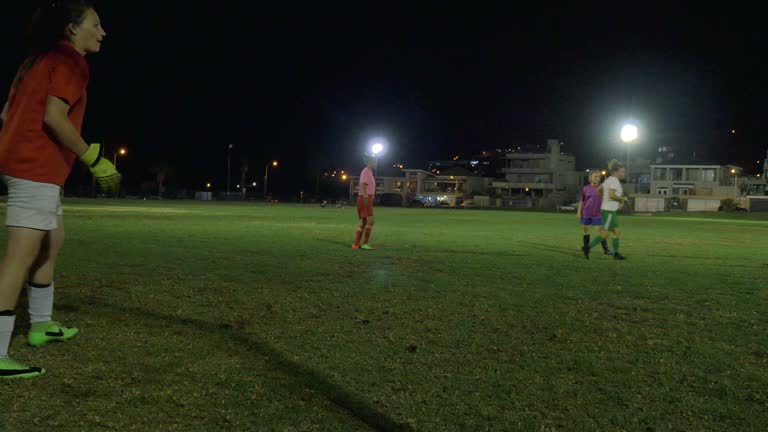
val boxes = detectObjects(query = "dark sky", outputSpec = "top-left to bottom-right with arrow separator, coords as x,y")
1,2 -> 765,195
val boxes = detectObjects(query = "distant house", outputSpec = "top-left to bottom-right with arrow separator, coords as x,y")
490,139 -> 586,208
639,158 -> 767,212
650,162 -> 746,197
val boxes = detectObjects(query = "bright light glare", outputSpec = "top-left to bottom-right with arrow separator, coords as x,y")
620,124 -> 638,143
369,137 -> 389,155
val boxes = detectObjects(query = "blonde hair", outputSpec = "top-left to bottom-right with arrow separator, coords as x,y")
608,159 -> 625,174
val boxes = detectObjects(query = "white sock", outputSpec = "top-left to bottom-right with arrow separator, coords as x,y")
0,314 -> 15,358
27,282 -> 54,324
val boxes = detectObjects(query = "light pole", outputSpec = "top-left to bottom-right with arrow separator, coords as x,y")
731,169 -> 738,198
264,161 -> 278,197
113,148 -> 127,170
620,124 -> 638,183
227,144 -> 233,199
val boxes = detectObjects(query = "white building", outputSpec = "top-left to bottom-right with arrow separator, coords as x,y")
650,163 -> 744,197
639,160 -> 767,212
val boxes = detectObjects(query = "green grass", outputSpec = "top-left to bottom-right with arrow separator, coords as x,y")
2,200 -> 767,432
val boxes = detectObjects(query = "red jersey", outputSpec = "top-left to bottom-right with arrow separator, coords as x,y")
0,42 -> 89,186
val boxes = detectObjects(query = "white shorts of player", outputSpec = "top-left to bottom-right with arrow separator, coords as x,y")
2,175 -> 63,231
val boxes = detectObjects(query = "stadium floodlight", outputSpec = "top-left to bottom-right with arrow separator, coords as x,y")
620,124 -> 638,143
620,123 -> 639,181
369,137 -> 388,156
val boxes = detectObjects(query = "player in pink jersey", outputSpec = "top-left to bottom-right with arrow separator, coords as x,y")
577,171 -> 612,256
352,153 -> 377,250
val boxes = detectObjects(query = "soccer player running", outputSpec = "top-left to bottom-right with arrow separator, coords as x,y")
352,153 -> 377,250
0,1 -> 119,379
577,170 -> 612,256
583,160 -> 628,260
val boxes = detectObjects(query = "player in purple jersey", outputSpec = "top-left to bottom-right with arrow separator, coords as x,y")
577,171 -> 612,255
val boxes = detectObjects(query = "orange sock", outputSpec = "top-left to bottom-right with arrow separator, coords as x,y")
363,226 -> 373,244
353,226 -> 363,246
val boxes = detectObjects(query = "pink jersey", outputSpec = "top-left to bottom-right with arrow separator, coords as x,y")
358,167 -> 376,196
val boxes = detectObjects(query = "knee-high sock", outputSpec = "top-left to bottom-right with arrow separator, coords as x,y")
587,235 -> 604,249
363,226 -> 373,244
27,282 -> 54,324
353,224 -> 364,246
0,312 -> 15,358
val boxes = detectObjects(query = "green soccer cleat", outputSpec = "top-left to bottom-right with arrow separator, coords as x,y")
0,357 -> 46,379
27,321 -> 79,347
360,244 -> 374,250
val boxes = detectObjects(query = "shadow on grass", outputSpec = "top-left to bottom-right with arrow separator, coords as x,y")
518,241 -> 580,258
87,299 -> 415,432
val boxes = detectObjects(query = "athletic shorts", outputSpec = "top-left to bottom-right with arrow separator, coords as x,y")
581,217 -> 602,226
357,195 -> 374,219
601,210 -> 619,232
2,175 -> 62,231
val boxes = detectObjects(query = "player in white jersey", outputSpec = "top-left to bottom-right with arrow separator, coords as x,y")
583,160 -> 629,260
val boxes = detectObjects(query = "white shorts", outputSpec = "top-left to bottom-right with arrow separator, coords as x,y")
3,175 -> 62,231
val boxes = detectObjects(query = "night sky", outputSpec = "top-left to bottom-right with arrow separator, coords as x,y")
1,2 -> 765,196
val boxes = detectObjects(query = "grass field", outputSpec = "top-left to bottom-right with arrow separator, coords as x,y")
1,200 -> 767,432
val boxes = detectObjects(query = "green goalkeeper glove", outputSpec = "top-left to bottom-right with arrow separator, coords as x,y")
80,143 -> 122,195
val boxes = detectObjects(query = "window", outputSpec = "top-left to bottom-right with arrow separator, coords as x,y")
702,169 -> 716,182
657,187 -> 669,195
686,169 -> 700,181
653,168 -> 667,181
669,168 -> 683,181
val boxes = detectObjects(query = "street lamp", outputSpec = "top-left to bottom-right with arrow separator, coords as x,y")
620,124 -> 638,182
113,148 -> 127,169
731,169 -> 738,197
264,161 -> 279,196
227,144 -> 233,198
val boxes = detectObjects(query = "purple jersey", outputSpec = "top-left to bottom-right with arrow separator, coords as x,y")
581,184 -> 602,218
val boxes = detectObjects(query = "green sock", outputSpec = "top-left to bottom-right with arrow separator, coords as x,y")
587,236 -> 604,249
612,238 -> 620,254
